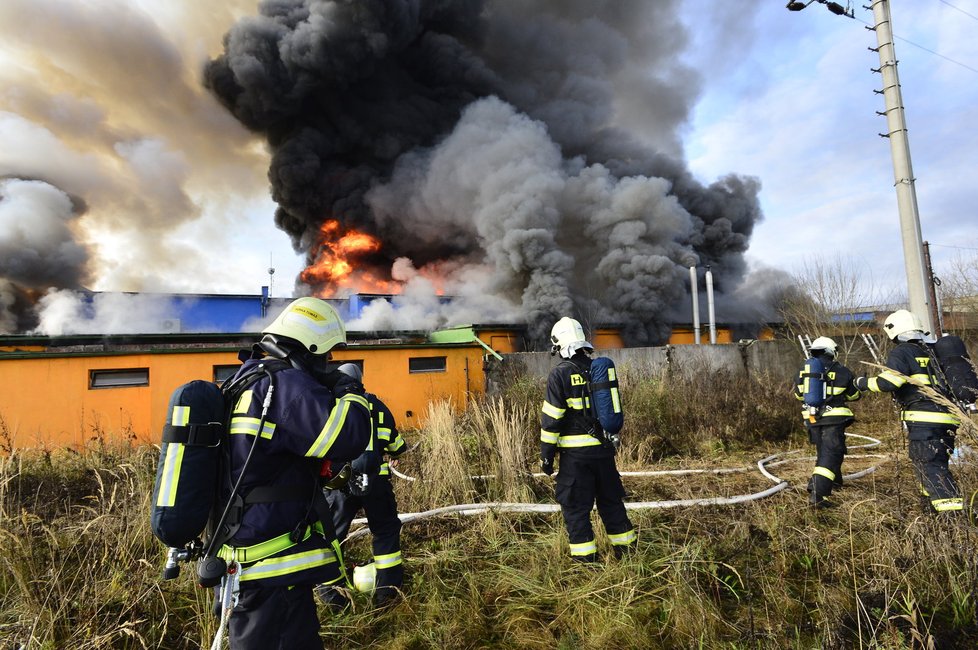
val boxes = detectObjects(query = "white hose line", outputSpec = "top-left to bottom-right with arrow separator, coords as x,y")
343,433 -> 887,541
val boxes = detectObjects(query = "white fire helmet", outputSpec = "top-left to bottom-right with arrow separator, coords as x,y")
809,336 -> 837,358
550,317 -> 594,359
337,362 -> 363,383
262,297 -> 346,355
352,562 -> 376,593
882,309 -> 924,341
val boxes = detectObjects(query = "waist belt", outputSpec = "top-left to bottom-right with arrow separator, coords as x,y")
218,521 -> 324,565
902,410 -> 960,426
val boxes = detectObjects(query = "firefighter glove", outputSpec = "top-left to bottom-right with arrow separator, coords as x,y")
540,457 -> 554,476
854,376 -> 869,391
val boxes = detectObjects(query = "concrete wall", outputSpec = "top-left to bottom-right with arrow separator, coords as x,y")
486,339 -> 801,391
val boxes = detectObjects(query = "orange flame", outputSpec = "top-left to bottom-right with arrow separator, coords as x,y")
300,220 -> 395,295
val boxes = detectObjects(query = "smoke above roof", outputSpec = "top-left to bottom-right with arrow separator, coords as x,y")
205,0 -> 768,345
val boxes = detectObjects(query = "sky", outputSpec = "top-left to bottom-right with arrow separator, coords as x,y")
0,0 -> 976,335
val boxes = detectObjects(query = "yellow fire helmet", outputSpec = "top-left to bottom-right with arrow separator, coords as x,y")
352,562 -> 376,593
263,297 -> 346,355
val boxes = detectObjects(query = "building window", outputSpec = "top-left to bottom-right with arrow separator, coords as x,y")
213,365 -> 240,384
408,356 -> 446,373
89,368 -> 149,389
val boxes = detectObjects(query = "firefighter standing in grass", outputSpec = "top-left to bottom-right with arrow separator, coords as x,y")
325,363 -> 408,608
540,317 -> 636,562
220,298 -> 372,649
793,336 -> 861,509
855,309 -> 964,514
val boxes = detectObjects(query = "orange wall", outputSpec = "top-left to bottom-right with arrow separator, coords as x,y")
0,345 -> 486,450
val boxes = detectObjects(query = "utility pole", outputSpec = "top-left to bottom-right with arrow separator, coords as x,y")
922,241 -> 943,336
867,0 -> 934,334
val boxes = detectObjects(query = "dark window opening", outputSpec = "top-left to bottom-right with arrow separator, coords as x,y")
409,356 -> 446,373
89,368 -> 149,389
213,365 -> 240,384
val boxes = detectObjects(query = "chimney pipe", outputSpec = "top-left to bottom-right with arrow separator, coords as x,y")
705,267 -> 717,344
690,266 -> 701,344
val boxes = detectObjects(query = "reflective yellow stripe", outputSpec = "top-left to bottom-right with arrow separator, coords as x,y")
878,371 -> 905,387
229,416 -> 276,439
910,373 -> 931,385
377,427 -> 392,442
813,466 -> 836,481
932,498 -> 963,512
218,526 -> 309,564
569,540 -> 597,556
234,389 -> 254,413
566,397 -> 586,410
172,406 -> 190,426
827,386 -> 847,395
374,551 -> 402,569
540,430 -> 559,444
557,434 -> 601,448
306,394 -> 369,457
156,444 -> 184,507
387,436 -> 405,453
542,401 -> 565,419
902,410 -> 960,425
821,407 -> 853,417
608,529 -> 636,546
238,547 -> 338,582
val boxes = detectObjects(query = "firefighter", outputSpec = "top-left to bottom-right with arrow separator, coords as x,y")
324,363 -> 408,608
855,309 -> 963,514
219,297 -> 372,649
793,336 -> 861,508
540,316 -> 636,562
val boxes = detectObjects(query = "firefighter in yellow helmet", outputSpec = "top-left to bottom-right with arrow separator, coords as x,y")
793,336 -> 861,508
218,297 -> 372,649
855,310 -> 964,514
540,317 -> 636,562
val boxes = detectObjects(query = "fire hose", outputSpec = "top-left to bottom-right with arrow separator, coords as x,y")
343,433 -> 888,542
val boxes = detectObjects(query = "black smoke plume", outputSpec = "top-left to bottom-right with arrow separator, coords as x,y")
205,0 -> 766,345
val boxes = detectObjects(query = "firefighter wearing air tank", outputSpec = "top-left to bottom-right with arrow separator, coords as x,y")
218,298 -> 372,649
324,363 -> 408,608
793,337 -> 861,508
540,317 -> 636,562
855,309 -> 964,514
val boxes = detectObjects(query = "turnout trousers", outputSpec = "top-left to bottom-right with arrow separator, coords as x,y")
328,476 -> 403,597
554,453 -> 636,561
229,584 -> 322,650
806,422 -> 847,503
907,424 -> 962,513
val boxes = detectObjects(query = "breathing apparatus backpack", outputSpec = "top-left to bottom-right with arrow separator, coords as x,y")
932,335 -> 978,405
588,356 -> 624,436
150,359 -> 289,582
800,356 -> 827,421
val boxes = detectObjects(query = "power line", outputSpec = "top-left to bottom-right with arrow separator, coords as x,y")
936,0 -> 978,23
927,242 -> 978,252
847,8 -> 978,76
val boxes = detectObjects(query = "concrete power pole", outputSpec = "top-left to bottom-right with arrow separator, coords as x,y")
868,0 -> 935,334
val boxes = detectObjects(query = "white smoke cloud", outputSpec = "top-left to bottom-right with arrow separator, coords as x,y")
31,289 -> 180,336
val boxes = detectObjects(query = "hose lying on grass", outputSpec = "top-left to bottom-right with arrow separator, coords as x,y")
344,433 -> 889,541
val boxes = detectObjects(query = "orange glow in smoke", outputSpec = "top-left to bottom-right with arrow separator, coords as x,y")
300,220 -> 395,294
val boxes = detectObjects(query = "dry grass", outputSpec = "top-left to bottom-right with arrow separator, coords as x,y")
3,368 -> 978,648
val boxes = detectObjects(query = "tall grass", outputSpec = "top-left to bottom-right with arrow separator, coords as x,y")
3,367 -> 978,648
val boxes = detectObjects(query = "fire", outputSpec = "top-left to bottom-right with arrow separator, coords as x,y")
300,220 -> 395,295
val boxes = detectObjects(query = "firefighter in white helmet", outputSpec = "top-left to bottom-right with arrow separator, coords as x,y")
219,297 -> 372,649
793,336 -> 861,508
540,317 -> 636,562
855,309 -> 964,514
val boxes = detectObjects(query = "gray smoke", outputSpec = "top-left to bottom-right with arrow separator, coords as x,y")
206,0 -> 767,345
